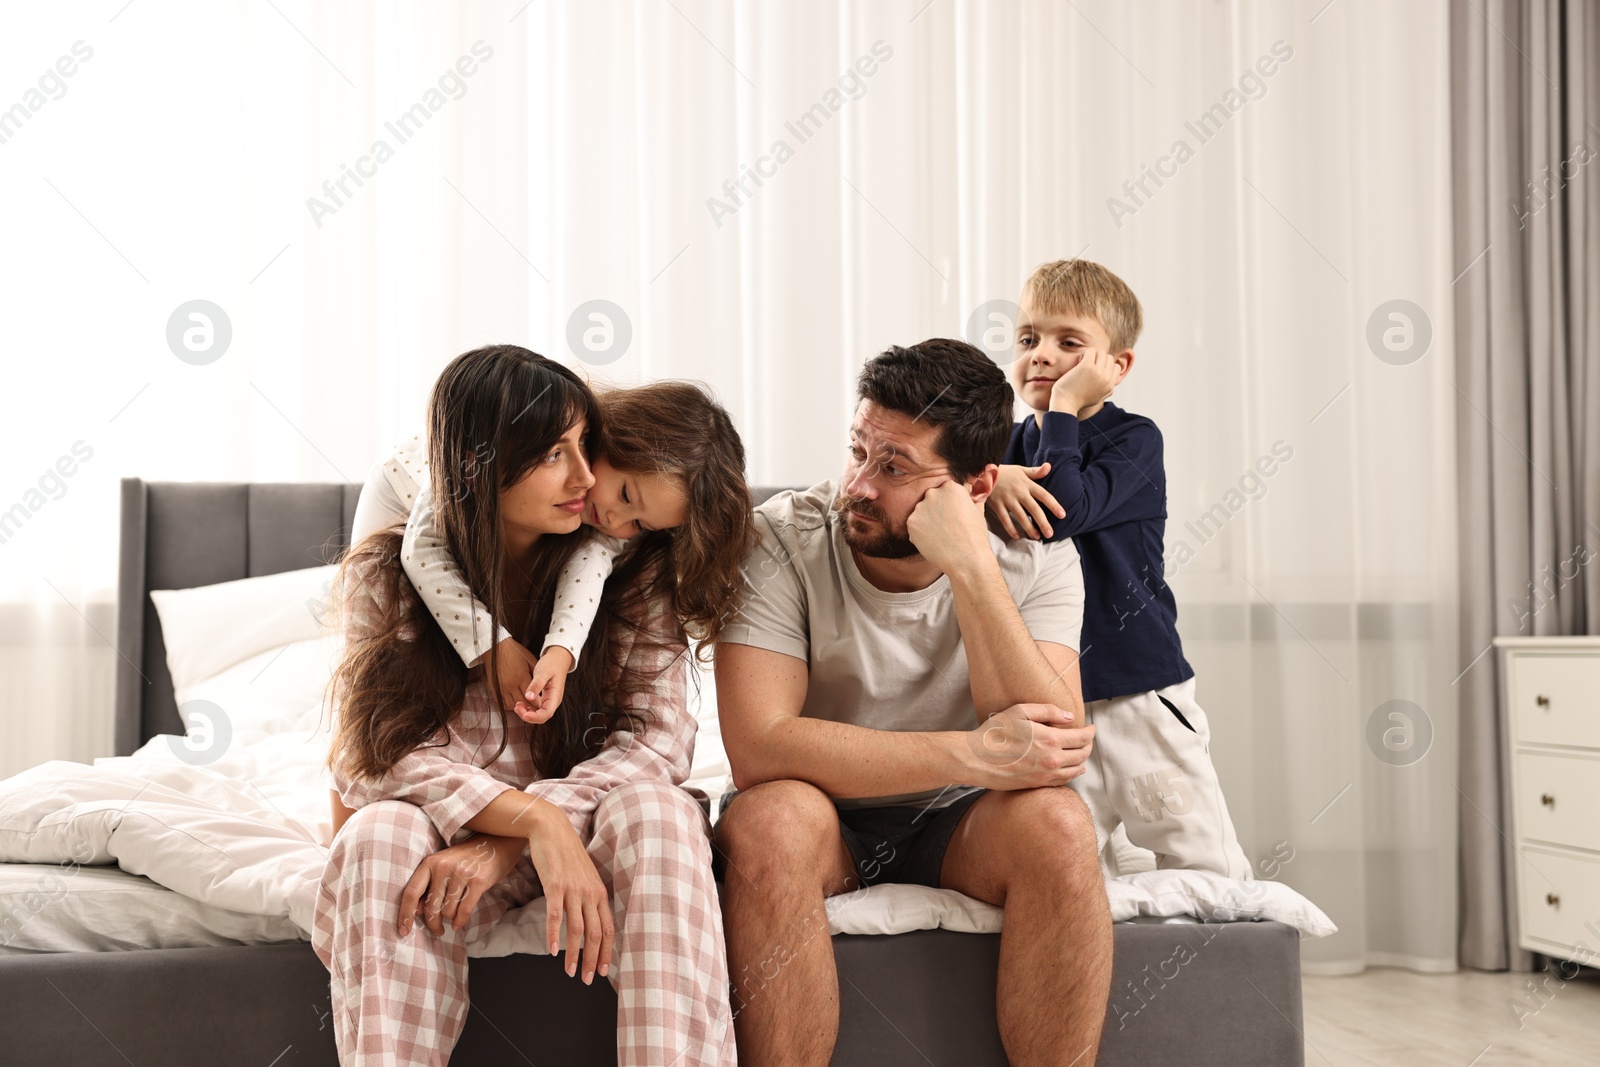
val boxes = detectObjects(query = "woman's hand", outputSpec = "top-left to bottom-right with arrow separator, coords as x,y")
517,646 -> 573,724
398,833 -> 525,937
987,463 -> 1066,540
493,636 -> 539,713
525,801 -> 613,985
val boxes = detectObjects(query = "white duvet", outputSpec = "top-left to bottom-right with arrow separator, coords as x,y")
0,635 -> 1335,953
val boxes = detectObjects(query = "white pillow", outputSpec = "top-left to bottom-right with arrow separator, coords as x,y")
806,875 -> 1336,939
172,634 -> 343,734
818,881 -> 1164,937
149,565 -> 339,694
825,882 -> 1005,936
1117,869 -> 1338,938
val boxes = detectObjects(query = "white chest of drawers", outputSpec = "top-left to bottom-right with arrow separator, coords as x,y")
1495,637 -> 1600,964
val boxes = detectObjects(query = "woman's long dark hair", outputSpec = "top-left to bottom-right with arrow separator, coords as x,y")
327,345 -> 682,785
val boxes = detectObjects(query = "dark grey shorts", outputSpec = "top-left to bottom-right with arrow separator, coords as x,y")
716,788 -> 987,889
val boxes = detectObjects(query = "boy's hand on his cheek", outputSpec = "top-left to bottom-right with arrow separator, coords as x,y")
987,463 -> 1066,540
1050,349 -> 1120,415
907,479 -> 992,570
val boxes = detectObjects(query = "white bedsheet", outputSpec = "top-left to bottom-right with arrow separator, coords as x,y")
0,636 -> 1334,953
0,857 -> 596,959
0,863 -> 298,953
0,748 -> 1333,953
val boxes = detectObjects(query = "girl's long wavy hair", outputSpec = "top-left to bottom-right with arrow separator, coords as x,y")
327,345 -> 681,784
593,381 -> 757,664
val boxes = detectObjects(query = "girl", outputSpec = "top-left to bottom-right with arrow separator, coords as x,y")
319,346 -> 746,1067
350,381 -> 754,723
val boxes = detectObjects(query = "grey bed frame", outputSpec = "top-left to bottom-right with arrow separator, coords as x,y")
0,478 -> 1305,1066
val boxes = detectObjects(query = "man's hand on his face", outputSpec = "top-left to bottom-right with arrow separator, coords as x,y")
906,479 -> 992,572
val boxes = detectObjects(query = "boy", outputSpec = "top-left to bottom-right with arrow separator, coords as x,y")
987,258 -> 1251,878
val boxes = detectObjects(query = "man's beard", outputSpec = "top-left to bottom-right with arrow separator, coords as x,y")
834,493 -> 920,559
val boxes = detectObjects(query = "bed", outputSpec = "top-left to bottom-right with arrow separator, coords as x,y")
0,478 -> 1313,1066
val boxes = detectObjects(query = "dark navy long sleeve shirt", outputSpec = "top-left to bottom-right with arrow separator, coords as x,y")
1002,402 -> 1192,702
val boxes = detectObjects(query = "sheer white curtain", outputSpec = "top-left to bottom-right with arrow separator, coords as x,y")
534,0 -> 1459,974
0,2 -> 533,773
1,0 -> 1457,974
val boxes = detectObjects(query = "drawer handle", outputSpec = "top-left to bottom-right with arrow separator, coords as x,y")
1547,893 -> 1561,907
1536,694 -> 1550,707
1541,794 -> 1555,807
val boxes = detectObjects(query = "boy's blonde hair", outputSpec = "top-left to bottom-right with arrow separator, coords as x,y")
1021,259 -> 1144,352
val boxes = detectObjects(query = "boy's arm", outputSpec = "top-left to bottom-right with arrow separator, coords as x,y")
401,482 -> 511,666
1029,413 -> 1166,539
541,534 -> 626,671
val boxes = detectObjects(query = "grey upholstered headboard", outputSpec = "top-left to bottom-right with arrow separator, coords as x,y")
114,478 -> 365,755
114,477 -> 799,756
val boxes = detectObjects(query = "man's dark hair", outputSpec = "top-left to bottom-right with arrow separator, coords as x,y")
856,338 -> 1014,482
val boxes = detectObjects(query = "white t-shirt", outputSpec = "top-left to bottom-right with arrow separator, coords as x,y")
722,480 -> 1086,809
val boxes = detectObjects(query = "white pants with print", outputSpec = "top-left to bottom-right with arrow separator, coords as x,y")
1073,677 -> 1253,879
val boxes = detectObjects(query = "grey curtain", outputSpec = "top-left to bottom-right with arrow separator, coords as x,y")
1452,0 -> 1600,972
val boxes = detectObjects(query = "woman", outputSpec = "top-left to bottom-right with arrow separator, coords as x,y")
315,345 -> 735,1067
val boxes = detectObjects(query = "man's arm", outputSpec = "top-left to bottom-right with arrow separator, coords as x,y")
717,642 -> 1091,798
717,642 -> 978,796
910,480 -> 1086,719
946,550 -> 1082,720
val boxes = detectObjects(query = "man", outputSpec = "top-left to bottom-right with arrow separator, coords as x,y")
715,337 -> 1113,1066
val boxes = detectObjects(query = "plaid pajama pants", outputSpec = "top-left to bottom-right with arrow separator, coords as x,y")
312,781 -> 735,1067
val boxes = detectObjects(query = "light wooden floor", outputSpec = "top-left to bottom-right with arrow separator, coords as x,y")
1301,967 -> 1600,1065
